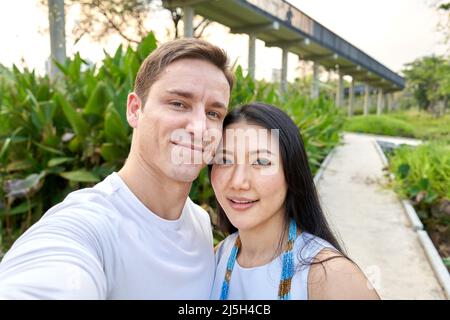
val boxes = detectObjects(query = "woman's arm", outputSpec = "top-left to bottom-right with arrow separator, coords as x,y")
308,249 -> 380,300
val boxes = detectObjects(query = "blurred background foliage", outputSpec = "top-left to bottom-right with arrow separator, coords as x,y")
0,32 -> 344,251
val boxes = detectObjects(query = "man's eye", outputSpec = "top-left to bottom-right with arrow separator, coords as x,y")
253,158 -> 271,166
170,101 -> 186,109
207,111 -> 221,119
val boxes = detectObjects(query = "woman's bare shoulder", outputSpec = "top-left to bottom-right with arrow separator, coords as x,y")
307,248 -> 380,300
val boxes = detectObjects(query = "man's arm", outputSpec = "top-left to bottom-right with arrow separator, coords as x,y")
0,209 -> 108,299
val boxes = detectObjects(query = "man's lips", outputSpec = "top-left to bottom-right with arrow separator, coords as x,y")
171,141 -> 203,152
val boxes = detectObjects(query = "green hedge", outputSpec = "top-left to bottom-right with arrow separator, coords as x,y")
343,115 -> 416,137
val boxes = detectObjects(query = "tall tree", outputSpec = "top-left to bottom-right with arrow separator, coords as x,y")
70,0 -> 151,44
40,0 -> 212,45
434,0 -> 450,46
403,55 -> 450,116
48,0 -> 67,80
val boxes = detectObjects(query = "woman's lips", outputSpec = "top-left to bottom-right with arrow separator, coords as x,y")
227,198 -> 259,211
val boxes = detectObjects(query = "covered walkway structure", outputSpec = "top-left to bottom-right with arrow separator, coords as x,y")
163,0 -> 405,115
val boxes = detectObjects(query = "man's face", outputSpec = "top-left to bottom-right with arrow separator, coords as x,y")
127,58 -> 230,183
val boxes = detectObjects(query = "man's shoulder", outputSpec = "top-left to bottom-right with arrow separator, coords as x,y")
48,188 -> 116,217
186,198 -> 211,222
3,180 -> 121,266
39,177 -> 122,234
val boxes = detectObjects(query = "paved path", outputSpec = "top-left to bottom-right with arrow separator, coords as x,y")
316,132 -> 446,300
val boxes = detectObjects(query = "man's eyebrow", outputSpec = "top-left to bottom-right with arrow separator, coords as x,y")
210,101 -> 227,111
166,89 -> 227,110
166,89 -> 194,99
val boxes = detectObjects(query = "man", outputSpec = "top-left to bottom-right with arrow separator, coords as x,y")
0,38 -> 234,299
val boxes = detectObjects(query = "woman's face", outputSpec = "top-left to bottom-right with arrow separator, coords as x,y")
211,121 -> 287,232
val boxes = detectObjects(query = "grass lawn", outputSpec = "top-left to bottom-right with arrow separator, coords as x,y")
343,109 -> 450,143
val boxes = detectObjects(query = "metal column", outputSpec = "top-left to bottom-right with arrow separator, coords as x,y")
311,61 -> 319,99
281,47 -> 288,93
336,71 -> 344,107
348,78 -> 355,117
364,84 -> 370,116
183,5 -> 194,38
248,33 -> 256,79
377,88 -> 384,115
48,0 -> 66,81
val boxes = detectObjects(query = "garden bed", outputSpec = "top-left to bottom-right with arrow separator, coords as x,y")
377,140 -> 450,272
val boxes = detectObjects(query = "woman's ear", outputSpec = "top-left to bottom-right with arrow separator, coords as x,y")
126,92 -> 142,128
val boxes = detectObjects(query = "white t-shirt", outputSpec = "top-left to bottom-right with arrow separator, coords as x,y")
0,172 -> 215,299
210,232 -> 334,300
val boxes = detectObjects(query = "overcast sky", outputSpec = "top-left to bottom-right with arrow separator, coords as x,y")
291,0 -> 447,72
0,0 -> 446,80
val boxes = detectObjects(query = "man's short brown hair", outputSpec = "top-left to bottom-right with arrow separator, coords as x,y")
134,38 -> 234,106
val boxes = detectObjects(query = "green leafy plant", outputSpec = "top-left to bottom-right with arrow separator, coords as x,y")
0,33 -> 157,250
0,33 -> 344,251
389,143 -> 450,216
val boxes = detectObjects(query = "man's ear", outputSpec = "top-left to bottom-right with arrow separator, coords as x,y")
126,92 -> 142,128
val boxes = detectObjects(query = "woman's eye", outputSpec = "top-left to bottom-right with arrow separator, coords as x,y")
222,158 -> 233,165
254,158 -> 271,166
215,156 -> 233,165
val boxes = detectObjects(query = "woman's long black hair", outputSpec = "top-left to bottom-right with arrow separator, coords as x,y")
209,102 -> 349,265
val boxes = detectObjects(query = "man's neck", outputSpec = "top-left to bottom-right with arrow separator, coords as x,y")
118,155 -> 192,221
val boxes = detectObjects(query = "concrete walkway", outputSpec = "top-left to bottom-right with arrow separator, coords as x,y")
316,132 -> 446,300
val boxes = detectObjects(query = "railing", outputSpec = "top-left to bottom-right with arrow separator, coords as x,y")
247,0 -> 314,36
243,0 -> 404,88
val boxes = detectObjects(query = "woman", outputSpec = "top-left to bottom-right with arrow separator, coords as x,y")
209,103 -> 380,300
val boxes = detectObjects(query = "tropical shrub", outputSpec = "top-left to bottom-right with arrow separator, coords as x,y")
389,142 -> 450,215
0,33 -> 157,250
388,142 -> 450,266
0,33 -> 343,251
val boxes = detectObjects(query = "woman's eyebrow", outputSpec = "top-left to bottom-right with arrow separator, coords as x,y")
249,149 -> 273,155
220,149 -> 233,155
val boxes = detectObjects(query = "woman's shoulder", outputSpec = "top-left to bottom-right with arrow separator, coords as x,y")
295,232 -> 338,260
214,232 -> 239,259
306,244 -> 380,300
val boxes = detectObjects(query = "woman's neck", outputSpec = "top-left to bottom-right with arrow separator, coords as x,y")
237,212 -> 288,268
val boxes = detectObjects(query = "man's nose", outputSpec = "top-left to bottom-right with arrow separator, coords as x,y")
185,108 -> 207,143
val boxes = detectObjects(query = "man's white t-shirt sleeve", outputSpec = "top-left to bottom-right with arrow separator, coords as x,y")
0,208 -> 108,299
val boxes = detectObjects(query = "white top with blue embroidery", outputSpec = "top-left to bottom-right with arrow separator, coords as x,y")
210,231 -> 335,300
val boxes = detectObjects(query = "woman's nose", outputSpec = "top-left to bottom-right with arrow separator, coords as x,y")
230,164 -> 251,191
